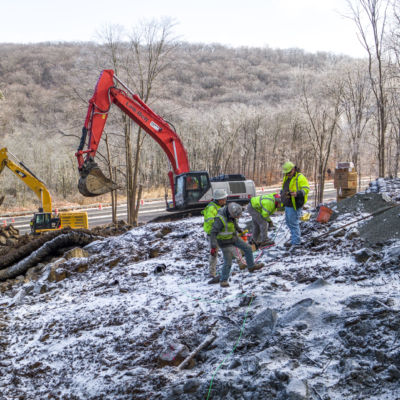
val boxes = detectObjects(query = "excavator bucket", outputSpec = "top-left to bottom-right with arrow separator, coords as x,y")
78,162 -> 119,197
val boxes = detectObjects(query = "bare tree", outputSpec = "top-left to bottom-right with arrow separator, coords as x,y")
97,19 -> 177,225
339,61 -> 372,187
124,18 -> 177,225
347,0 -> 391,177
301,75 -> 343,205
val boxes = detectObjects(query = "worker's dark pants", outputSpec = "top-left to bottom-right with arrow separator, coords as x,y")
285,206 -> 302,245
247,204 -> 269,244
219,238 -> 254,282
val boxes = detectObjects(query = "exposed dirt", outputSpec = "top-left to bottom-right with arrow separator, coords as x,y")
1,179 -> 400,399
0,221 -> 134,268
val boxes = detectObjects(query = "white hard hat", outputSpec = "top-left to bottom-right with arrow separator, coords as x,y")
228,202 -> 242,218
214,189 -> 228,200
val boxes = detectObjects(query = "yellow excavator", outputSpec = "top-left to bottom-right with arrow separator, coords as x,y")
0,147 -> 88,234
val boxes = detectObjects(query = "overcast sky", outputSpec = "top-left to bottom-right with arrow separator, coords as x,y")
2,0 -> 366,57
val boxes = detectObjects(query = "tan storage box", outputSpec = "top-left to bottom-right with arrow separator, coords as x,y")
334,170 -> 358,189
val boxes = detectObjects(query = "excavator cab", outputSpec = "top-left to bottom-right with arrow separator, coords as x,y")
31,212 -> 61,234
174,172 -> 211,209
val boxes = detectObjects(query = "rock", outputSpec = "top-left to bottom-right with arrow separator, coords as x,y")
5,238 -> 18,246
64,247 -> 89,260
387,365 -> 400,380
305,278 -> 329,289
285,378 -> 308,400
159,341 -> 192,367
24,266 -> 42,282
294,322 -> 308,331
47,258 -> 67,282
279,298 -> 314,326
228,358 -> 241,370
353,248 -> 377,263
182,379 -> 200,393
246,357 -> 260,375
383,246 -> 400,263
247,308 -> 277,338
344,228 -> 359,240
275,370 -> 290,382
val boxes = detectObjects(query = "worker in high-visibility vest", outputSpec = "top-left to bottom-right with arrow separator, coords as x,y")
247,193 -> 282,248
209,202 -> 263,288
281,161 -> 310,249
201,189 -> 228,279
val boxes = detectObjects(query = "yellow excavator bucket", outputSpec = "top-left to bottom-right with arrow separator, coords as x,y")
78,163 -> 119,197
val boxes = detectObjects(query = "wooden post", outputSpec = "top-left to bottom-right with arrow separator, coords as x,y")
177,333 -> 217,371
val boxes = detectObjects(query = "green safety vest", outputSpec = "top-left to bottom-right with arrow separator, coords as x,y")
282,172 -> 310,210
202,201 -> 221,234
215,214 -> 235,241
250,194 -> 276,221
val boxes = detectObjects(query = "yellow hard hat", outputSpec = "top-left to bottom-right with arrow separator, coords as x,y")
282,161 -> 295,174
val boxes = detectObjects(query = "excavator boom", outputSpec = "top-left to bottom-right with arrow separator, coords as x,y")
76,69 -> 190,198
0,147 -> 52,212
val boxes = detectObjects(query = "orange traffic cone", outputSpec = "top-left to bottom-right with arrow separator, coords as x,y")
11,218 -> 15,223
140,199 -> 144,205
99,204 -> 102,210
3,220 -> 6,226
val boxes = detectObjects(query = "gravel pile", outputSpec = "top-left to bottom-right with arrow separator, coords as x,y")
329,178 -> 400,246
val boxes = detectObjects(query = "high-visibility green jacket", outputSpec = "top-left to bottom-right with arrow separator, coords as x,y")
215,213 -> 235,241
210,206 -> 240,248
282,172 -> 310,210
201,201 -> 221,234
250,194 -> 277,222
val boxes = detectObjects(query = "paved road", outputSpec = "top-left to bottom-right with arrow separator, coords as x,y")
2,179 -> 372,235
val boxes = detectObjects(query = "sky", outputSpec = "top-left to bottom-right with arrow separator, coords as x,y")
2,0 -> 366,58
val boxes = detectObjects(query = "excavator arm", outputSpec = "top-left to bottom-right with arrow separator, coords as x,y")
76,69 -> 190,201
0,147 -> 52,213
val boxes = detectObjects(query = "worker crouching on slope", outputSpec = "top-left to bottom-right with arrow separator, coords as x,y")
210,202 -> 263,288
247,193 -> 282,248
202,189 -> 228,279
281,162 -> 310,248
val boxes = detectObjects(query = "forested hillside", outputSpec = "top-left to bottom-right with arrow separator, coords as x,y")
0,18 -> 399,211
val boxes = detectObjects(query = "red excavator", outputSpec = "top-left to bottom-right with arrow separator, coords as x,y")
76,69 -> 255,211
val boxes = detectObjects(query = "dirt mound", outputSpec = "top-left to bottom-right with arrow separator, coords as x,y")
330,179 -> 400,246
0,221 -> 134,272
335,192 -> 390,215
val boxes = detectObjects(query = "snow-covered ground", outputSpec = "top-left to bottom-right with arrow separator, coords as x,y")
1,178 -> 400,399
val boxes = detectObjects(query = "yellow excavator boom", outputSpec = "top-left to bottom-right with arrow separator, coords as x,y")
0,147 -> 89,233
0,147 -> 52,213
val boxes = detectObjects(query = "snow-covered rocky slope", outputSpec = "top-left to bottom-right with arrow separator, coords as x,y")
1,178 -> 400,400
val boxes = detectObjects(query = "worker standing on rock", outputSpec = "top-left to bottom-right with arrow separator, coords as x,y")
202,189 -> 228,279
281,162 -> 310,249
209,202 -> 263,288
247,193 -> 282,248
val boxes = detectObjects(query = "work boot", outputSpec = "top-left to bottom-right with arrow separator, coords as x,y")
289,245 -> 301,252
220,281 -> 230,288
239,263 -> 247,270
208,276 -> 220,284
248,263 -> 264,273
259,239 -> 275,247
